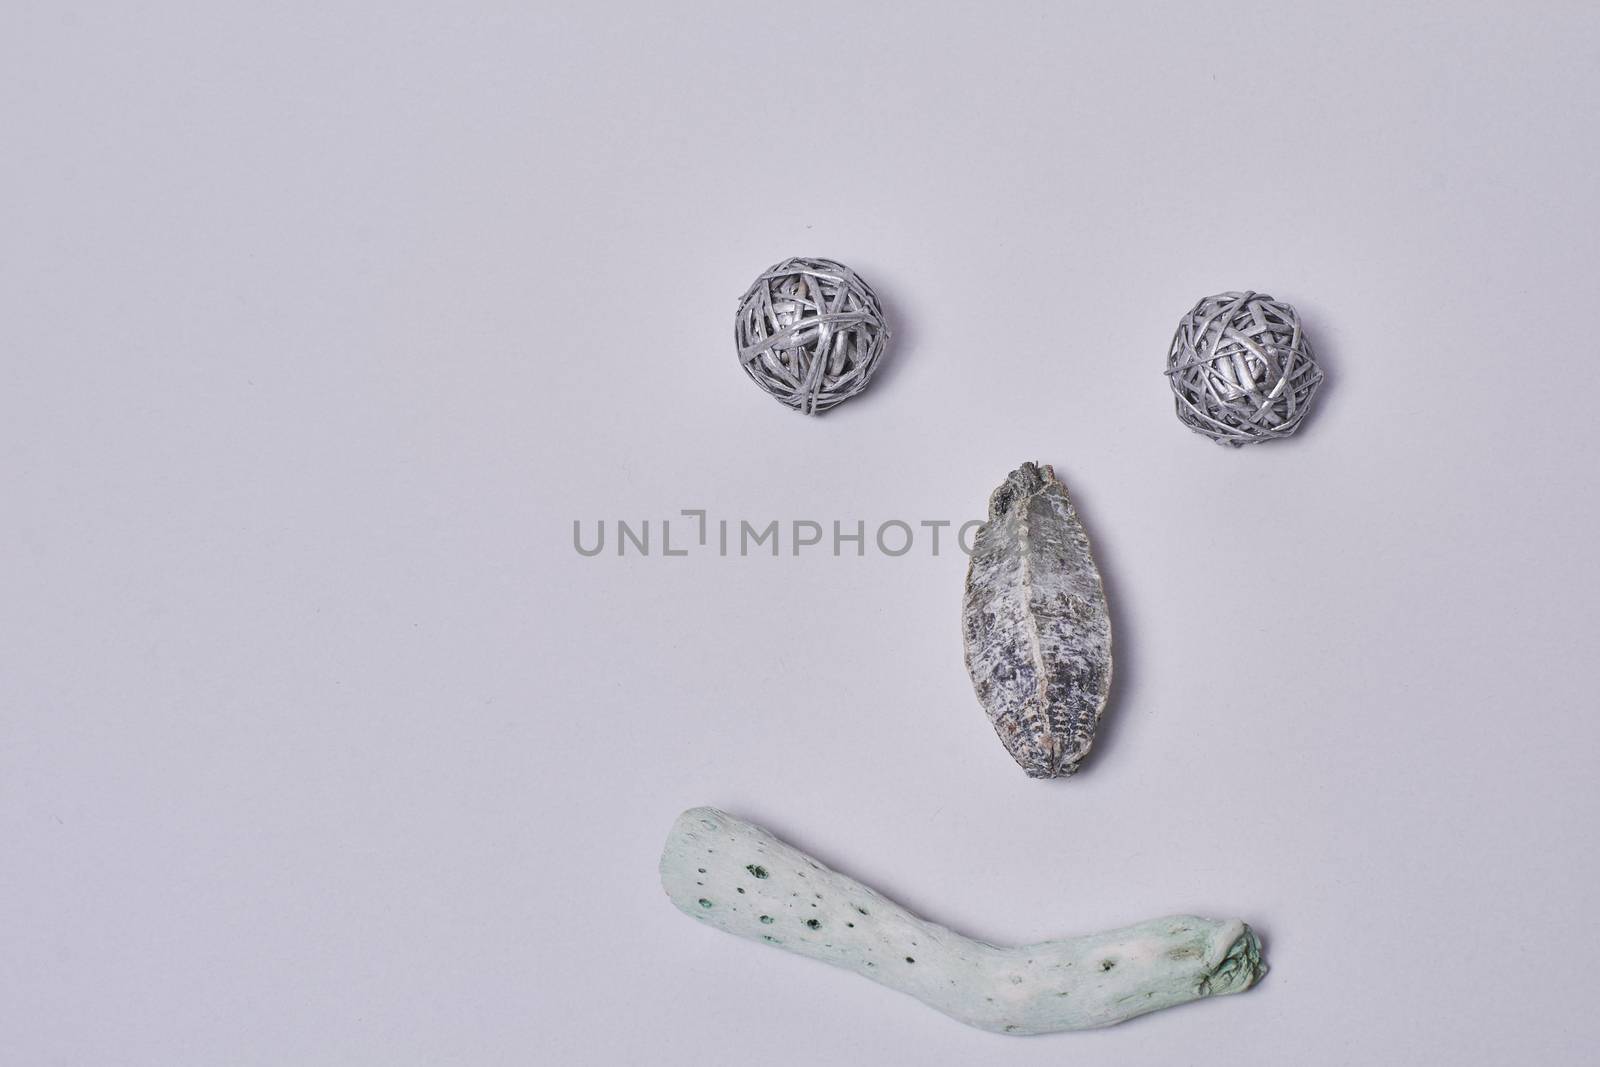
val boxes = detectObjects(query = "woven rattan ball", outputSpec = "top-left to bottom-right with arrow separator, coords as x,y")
1165,291 -> 1325,446
735,257 -> 890,415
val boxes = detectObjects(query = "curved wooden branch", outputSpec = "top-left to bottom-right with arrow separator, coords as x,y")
660,807 -> 1266,1035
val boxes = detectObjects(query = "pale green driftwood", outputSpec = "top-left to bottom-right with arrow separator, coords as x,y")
660,807 -> 1266,1035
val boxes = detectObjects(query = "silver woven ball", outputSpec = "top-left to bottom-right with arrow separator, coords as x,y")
734,257 -> 890,415
1166,291 -> 1325,446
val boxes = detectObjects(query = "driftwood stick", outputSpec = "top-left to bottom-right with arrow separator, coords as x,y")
660,807 -> 1267,1035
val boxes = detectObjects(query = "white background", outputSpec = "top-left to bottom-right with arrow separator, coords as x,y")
4,3 -> 1599,1064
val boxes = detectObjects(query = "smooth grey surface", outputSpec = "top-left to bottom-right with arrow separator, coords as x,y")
2,3 -> 1598,1064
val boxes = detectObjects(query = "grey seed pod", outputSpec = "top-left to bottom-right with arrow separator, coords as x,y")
962,463 -> 1112,778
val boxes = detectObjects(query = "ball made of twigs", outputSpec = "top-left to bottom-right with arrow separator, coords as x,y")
1166,291 -> 1325,446
735,257 -> 890,415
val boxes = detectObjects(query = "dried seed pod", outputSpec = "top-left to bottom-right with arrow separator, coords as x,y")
962,463 -> 1112,778
660,807 -> 1266,1034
